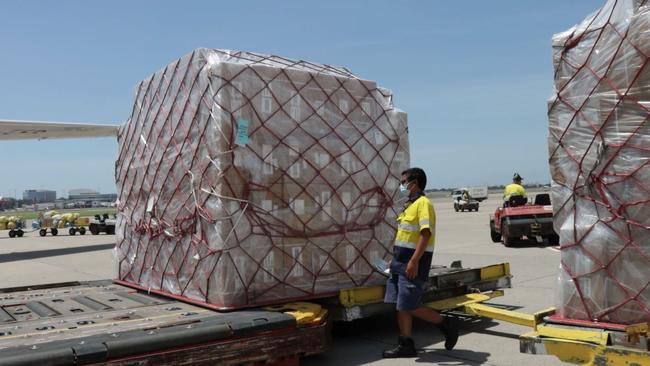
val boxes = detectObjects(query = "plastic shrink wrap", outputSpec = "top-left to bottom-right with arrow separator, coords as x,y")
115,49 -> 409,309
550,0 -> 650,324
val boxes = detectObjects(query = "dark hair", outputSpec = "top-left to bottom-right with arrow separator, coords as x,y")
401,168 -> 427,190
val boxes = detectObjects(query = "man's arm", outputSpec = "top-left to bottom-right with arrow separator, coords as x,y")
406,228 -> 431,279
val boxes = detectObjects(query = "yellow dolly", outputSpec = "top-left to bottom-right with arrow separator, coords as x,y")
1,218 -> 25,238
39,217 -> 90,236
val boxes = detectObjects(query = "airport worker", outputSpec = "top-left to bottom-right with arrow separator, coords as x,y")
503,172 -> 526,202
461,189 -> 471,202
383,167 -> 459,358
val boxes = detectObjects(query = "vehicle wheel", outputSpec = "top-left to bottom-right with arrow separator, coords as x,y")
51,228 -> 58,236
79,227 -> 86,235
489,221 -> 500,243
8,230 -> 15,238
90,225 -> 99,235
548,234 -> 560,246
16,229 -> 24,237
39,229 -> 47,237
454,204 -> 459,212
501,220 -> 514,247
107,227 -> 115,235
69,228 -> 76,236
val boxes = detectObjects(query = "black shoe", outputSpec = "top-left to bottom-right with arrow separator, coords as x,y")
382,336 -> 417,358
439,317 -> 459,350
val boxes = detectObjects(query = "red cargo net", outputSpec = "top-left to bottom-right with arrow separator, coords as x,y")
114,49 -> 407,309
550,0 -> 650,323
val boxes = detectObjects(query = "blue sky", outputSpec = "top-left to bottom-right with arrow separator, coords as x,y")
0,1 -> 603,198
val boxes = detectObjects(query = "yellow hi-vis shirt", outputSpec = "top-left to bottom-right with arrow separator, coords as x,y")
503,183 -> 526,200
394,195 -> 435,252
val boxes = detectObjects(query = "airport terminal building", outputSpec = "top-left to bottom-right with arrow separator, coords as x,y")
68,189 -> 117,203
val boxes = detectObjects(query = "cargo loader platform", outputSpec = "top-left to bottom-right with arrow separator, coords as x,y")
0,281 -> 328,366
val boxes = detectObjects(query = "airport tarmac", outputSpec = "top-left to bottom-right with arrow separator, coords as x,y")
0,194 -> 567,365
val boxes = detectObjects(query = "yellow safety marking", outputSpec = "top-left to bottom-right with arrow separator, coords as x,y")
536,325 -> 610,346
626,322 -> 649,345
543,338 -> 605,365
264,302 -> 326,326
426,290 -> 504,311
597,345 -> 650,366
522,331 -> 650,365
338,286 -> 385,307
463,303 -> 553,328
480,263 -> 510,281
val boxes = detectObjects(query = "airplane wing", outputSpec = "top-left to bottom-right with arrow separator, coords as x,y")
0,119 -> 120,141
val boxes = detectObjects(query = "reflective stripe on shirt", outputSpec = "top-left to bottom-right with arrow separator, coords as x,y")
394,239 -> 434,252
398,223 -> 420,232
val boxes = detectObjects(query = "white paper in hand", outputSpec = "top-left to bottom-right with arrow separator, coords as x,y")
374,259 -> 390,277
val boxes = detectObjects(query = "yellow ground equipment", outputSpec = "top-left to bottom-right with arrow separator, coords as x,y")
38,212 -> 90,236
328,262 -> 512,322
0,215 -> 25,238
520,317 -> 650,365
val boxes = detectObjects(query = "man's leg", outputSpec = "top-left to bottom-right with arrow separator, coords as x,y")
383,310 -> 417,358
410,307 -> 443,324
383,274 -> 418,358
410,306 -> 459,350
398,310 -> 413,336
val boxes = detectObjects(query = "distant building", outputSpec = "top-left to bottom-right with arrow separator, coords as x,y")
23,189 -> 56,203
68,188 -> 99,196
68,188 -> 117,203
0,197 -> 16,210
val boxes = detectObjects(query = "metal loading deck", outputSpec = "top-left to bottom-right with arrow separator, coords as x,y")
0,281 -> 328,366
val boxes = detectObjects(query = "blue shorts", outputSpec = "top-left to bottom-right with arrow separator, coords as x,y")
384,272 -> 425,311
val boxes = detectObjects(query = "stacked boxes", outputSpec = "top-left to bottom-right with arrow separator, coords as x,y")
549,1 -> 650,324
115,49 -> 409,309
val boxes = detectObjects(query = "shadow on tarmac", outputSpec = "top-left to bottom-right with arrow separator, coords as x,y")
305,313 -> 500,365
0,243 -> 115,263
415,349 -> 491,365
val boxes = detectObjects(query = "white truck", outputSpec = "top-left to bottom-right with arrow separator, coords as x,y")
451,185 -> 488,202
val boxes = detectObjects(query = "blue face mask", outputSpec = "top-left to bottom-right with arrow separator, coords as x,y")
399,181 -> 411,195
